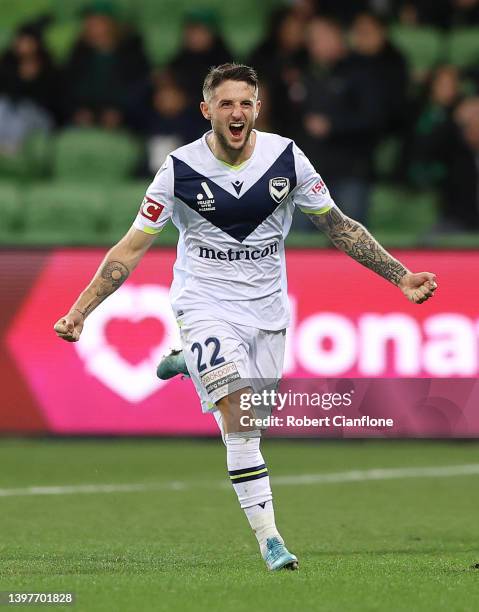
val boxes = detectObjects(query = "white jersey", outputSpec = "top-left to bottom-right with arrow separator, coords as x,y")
133,130 -> 336,330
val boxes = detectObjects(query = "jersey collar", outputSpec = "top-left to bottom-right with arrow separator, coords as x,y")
201,130 -> 259,172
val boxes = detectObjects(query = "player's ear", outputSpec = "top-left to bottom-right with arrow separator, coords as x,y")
200,101 -> 211,120
254,99 -> 261,120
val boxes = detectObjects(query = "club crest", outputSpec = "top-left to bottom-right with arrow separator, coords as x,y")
269,177 -> 290,204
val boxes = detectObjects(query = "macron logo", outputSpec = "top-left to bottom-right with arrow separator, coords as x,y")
198,242 -> 279,261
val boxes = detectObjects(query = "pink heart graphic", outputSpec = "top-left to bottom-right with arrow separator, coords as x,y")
75,284 -> 180,402
104,317 -> 166,366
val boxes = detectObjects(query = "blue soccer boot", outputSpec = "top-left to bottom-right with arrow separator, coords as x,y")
263,537 -> 299,571
156,349 -> 189,380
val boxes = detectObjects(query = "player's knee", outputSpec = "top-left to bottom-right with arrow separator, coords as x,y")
217,388 -> 258,434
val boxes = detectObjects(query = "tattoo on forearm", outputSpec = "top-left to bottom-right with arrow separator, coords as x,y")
76,260 -> 130,318
308,208 -> 408,285
99,261 -> 130,294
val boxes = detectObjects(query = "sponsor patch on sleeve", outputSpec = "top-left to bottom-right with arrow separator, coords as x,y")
140,196 -> 165,222
311,179 -> 328,196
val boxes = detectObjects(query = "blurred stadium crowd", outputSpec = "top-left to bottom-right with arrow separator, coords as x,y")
1,0 -> 479,244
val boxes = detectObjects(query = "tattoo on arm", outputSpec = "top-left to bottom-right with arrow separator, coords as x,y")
99,261 -> 130,294
308,208 -> 408,285
76,260 -> 130,318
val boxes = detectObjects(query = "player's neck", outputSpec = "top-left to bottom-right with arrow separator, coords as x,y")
207,131 -> 256,167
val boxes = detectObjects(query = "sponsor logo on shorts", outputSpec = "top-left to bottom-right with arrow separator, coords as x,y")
198,242 -> 279,262
201,361 -> 240,395
140,196 -> 165,222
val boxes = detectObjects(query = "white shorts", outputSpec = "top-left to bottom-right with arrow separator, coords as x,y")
178,315 -> 286,413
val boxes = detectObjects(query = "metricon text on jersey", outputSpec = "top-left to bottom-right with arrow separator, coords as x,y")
198,242 -> 279,261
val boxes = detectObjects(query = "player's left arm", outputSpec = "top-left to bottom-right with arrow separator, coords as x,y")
307,207 -> 438,304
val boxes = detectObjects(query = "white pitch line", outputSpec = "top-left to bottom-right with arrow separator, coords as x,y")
271,463 -> 479,486
0,482 -> 188,498
1,463 -> 478,498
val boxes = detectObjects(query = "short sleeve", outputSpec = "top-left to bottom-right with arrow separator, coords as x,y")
133,156 -> 174,234
292,143 -> 337,215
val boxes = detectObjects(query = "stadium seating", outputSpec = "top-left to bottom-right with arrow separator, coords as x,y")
0,0 -> 53,31
0,29 -> 11,54
219,1 -> 274,58
22,182 -> 108,243
105,181 -> 147,240
374,137 -> 402,180
4,179 -> 176,245
3,1 -> 479,74
390,25 -> 445,73
45,21 -> 81,61
0,1 -> 477,249
221,19 -> 266,59
0,132 -> 52,181
140,0 -> 274,62
143,22 -> 183,66
0,182 -> 22,238
134,0 -> 186,28
0,150 -> 29,181
53,129 -> 140,183
448,27 -> 479,67
50,0 -> 134,22
0,176 -> 472,248
368,185 -> 439,237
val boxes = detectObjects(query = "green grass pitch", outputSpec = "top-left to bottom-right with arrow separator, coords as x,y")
0,439 -> 478,611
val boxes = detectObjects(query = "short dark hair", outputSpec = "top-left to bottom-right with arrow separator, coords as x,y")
202,63 -> 258,101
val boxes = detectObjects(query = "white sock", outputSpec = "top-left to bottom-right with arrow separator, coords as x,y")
244,500 -> 282,555
225,433 -> 281,554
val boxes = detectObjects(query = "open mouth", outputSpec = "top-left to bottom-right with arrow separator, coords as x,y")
229,122 -> 245,139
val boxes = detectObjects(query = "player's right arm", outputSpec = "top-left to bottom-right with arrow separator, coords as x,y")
53,227 -> 156,342
54,156 -> 174,342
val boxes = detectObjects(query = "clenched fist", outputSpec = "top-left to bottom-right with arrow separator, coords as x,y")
398,272 -> 437,304
53,310 -> 85,342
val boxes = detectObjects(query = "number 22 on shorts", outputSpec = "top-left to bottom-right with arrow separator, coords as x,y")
191,337 -> 225,373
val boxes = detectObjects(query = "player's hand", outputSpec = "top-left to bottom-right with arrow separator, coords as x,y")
398,272 -> 437,304
53,310 -> 85,342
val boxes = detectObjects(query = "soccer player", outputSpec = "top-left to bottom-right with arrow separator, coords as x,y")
54,63 -> 437,571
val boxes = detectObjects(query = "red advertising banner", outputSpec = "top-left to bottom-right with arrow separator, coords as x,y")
1,248 -> 478,435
